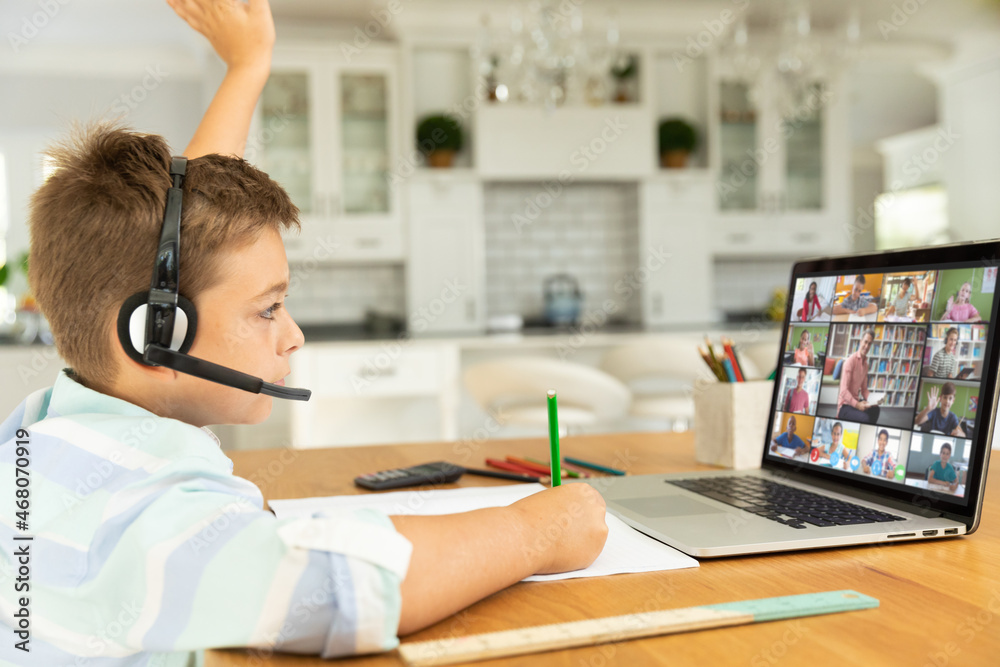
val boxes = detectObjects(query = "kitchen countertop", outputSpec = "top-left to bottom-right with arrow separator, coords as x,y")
0,322 -> 782,349
297,320 -> 782,348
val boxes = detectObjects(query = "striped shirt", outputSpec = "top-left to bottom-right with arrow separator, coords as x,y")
927,349 -> 958,378
0,372 -> 410,666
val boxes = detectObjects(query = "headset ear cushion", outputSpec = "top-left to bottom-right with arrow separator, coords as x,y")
117,291 -> 199,365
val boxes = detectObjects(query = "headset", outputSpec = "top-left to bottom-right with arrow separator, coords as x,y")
116,156 -> 311,401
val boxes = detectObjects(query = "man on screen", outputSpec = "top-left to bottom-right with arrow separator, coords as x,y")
837,330 -> 881,423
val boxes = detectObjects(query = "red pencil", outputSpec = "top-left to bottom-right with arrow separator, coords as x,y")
723,338 -> 745,382
486,458 -> 539,476
504,456 -> 553,476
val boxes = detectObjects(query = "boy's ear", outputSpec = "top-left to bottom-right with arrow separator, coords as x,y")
116,291 -> 198,364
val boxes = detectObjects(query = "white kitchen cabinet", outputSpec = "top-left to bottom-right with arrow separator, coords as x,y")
252,44 -> 403,263
406,173 -> 485,333
708,63 -> 851,258
289,341 -> 460,447
640,174 -> 714,325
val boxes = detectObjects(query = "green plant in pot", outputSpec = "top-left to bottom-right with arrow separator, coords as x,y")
658,118 -> 698,169
416,114 -> 464,168
610,54 -> 638,103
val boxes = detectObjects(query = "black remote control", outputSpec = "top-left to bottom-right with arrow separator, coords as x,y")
354,461 -> 464,491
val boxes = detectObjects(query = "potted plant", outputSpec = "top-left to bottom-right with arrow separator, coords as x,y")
610,54 -> 638,103
416,114 -> 464,168
658,118 -> 698,168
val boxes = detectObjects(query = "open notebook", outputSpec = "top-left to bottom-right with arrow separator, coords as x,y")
269,484 -> 698,581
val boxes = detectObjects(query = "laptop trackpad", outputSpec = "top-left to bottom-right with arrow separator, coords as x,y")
617,496 -> 727,518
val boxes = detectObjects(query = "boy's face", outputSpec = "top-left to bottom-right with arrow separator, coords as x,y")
939,392 -> 955,413
175,228 -> 303,426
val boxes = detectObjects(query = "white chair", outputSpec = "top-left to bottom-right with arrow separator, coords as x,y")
462,357 -> 631,433
599,340 -> 708,431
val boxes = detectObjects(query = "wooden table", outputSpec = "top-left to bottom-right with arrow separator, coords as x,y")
206,433 -> 1000,667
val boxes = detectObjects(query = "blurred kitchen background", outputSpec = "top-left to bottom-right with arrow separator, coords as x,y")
2,0 -> 999,449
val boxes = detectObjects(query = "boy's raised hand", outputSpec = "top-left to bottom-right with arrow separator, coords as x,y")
168,0 -> 274,73
171,0 -> 275,158
927,385 -> 940,411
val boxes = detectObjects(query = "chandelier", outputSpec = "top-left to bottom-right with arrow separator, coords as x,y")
473,1 -> 628,108
720,2 -> 861,119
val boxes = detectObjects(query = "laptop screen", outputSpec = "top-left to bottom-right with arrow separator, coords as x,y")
763,243 -> 999,518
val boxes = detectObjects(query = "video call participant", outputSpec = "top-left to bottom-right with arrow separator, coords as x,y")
793,330 -> 816,366
783,368 -> 812,414
861,429 -> 896,479
927,442 -> 961,493
926,327 -> 960,379
833,275 -> 878,317
837,329 -> 880,423
800,281 -> 828,321
942,282 -> 982,323
887,277 -> 915,318
770,415 -> 810,457
814,421 -> 850,469
914,382 -> 966,437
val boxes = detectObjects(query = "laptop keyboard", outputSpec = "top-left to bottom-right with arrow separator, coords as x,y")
669,476 -> 907,530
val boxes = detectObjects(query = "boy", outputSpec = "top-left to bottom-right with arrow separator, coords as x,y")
914,382 -> 966,437
832,275 -> 878,318
0,1 -> 608,665
861,429 -> 896,479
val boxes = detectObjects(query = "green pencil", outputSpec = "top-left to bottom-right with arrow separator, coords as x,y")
547,390 -> 561,487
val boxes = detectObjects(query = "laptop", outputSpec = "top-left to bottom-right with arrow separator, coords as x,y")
585,240 -> 998,557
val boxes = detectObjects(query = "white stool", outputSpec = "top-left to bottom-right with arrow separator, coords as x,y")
599,340 -> 707,431
462,357 -> 631,435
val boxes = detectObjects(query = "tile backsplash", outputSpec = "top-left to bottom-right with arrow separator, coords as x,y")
483,182 -> 642,323
286,263 -> 405,324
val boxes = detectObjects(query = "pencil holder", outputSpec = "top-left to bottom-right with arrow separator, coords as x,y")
694,380 -> 775,469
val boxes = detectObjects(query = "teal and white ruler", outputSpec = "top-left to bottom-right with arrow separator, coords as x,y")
398,590 -> 878,667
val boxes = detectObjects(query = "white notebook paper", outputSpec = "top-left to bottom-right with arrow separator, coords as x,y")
269,484 -> 699,581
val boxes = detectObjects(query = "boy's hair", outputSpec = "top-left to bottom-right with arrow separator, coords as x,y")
940,442 -> 952,455
941,382 -> 957,397
28,123 -> 299,392
855,275 -> 866,285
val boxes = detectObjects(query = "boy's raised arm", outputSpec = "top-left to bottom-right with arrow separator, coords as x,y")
168,0 -> 275,159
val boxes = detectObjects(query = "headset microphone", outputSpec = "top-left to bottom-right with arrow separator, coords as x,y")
117,156 -> 311,402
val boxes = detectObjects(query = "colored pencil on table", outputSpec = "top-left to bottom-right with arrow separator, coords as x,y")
486,458 -> 540,476
564,456 -> 627,476
506,456 -> 568,478
560,459 -> 595,477
463,467 -> 543,484
524,455 -> 586,478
